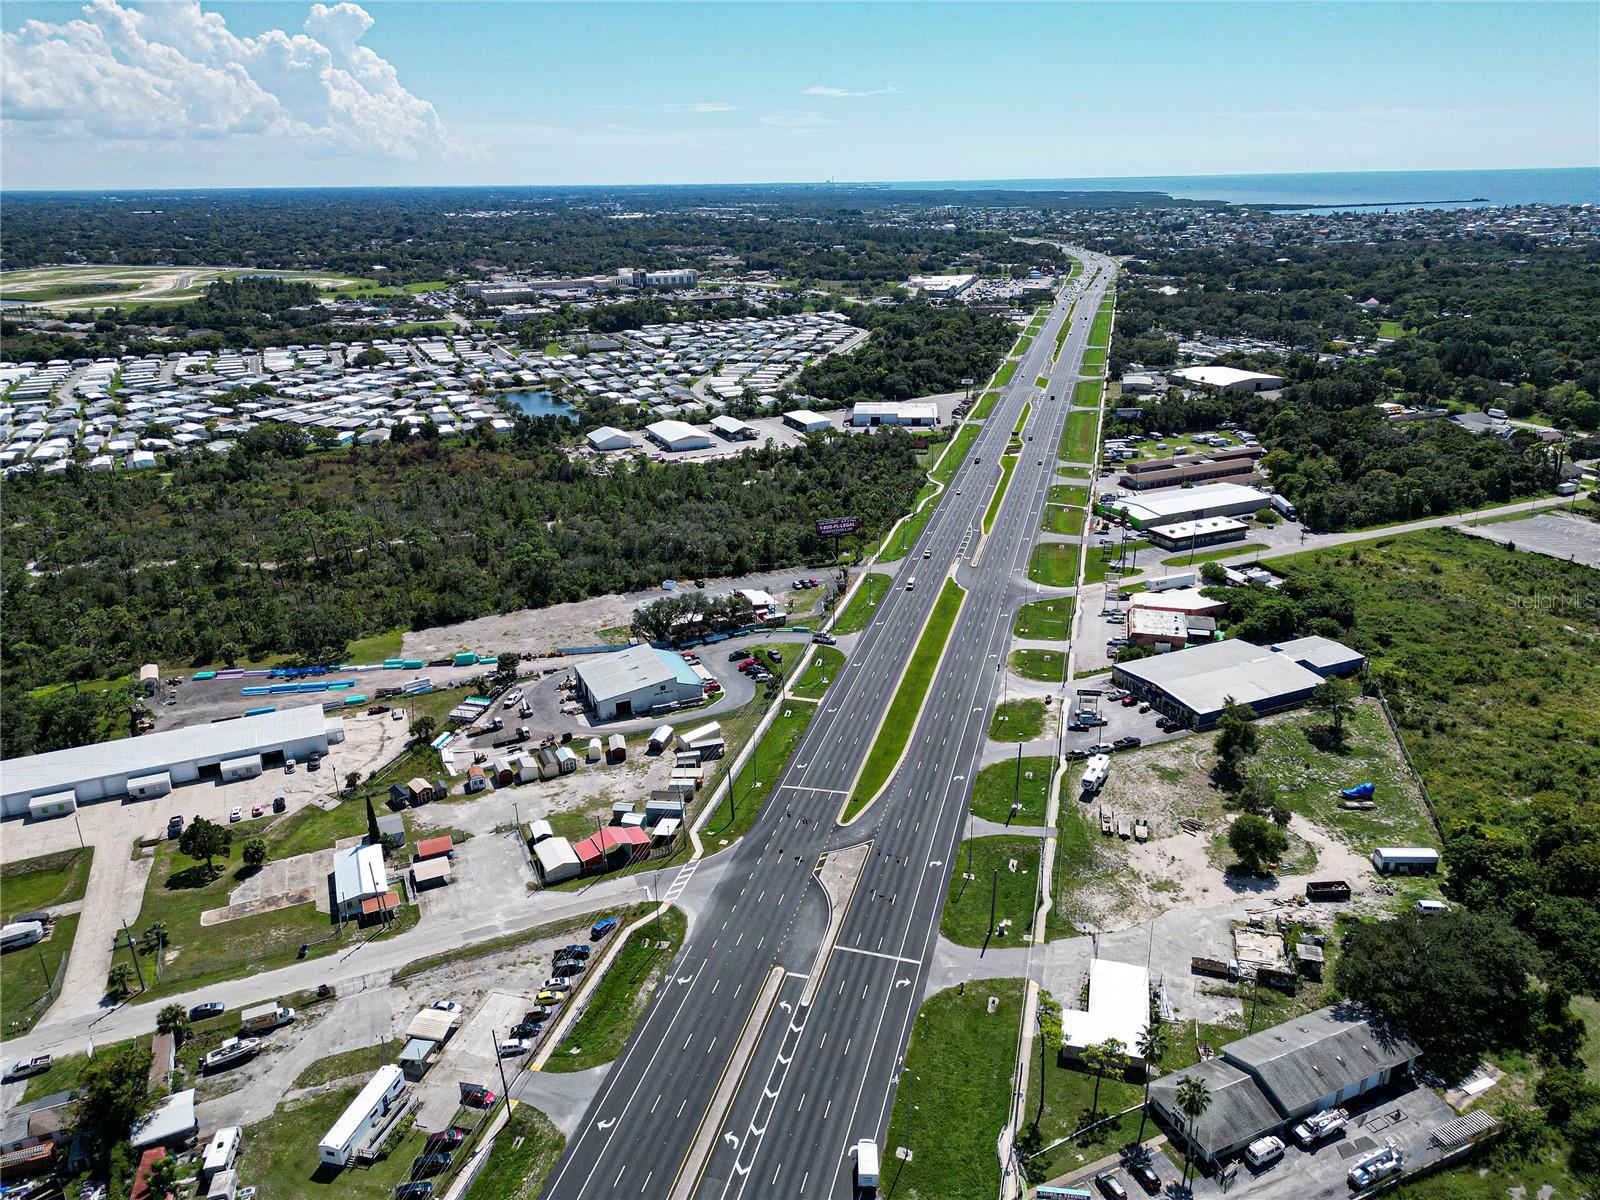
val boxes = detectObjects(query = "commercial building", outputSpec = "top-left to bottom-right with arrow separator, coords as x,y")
1128,607 -> 1190,650
1130,587 -> 1228,619
617,267 -> 699,290
586,426 -> 635,452
1,705 -> 345,820
645,419 -> 712,453
1145,516 -> 1251,553
574,644 -> 705,721
905,273 -> 977,299
849,402 -> 938,428
331,843 -> 389,921
1118,447 -> 1264,491
1149,1006 -> 1420,1167
1105,482 -> 1274,531
1059,959 -> 1150,1065
782,409 -> 832,434
1112,636 -> 1365,728
709,414 -> 756,441
1169,366 -> 1284,392
318,1066 -> 406,1166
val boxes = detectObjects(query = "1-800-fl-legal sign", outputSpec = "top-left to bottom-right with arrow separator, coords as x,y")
815,516 -> 862,537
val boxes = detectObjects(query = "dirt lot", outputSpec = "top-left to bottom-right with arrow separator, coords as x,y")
151,663 -> 487,733
1056,707 -> 1431,931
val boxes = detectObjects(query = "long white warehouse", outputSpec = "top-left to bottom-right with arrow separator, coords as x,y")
1,705 -> 346,819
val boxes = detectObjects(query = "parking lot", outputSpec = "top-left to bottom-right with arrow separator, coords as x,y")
412,987 -> 540,1130
1464,510 -> 1600,569
1046,1083 -> 1459,1200
1060,672 -> 1186,762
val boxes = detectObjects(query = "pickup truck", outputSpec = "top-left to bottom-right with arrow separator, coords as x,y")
3,1055 -> 52,1082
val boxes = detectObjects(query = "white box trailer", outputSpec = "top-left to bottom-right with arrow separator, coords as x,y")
1146,571 -> 1198,593
1371,846 -> 1439,875
200,1125 -> 241,1181
855,1139 -> 881,1188
319,1065 -> 406,1166
678,721 -> 721,748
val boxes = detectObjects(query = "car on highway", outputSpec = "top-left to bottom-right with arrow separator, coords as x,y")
922,549 -> 932,559
591,917 -> 619,940
3,1055 -> 53,1082
228,807 -> 243,823
189,1001 -> 226,1021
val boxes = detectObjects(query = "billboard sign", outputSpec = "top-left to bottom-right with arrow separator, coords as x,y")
815,516 -> 862,537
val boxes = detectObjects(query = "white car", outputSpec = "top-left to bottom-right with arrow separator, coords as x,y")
229,807 -> 243,823
430,1000 -> 462,1014
497,1038 -> 533,1057
541,978 -> 571,992
502,691 -> 523,709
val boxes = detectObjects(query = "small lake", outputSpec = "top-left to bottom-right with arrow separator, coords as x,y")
500,390 -> 577,421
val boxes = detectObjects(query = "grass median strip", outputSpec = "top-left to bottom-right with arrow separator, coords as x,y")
465,1104 -> 565,1200
1027,542 -> 1080,586
547,906 -> 687,1072
702,699 -> 819,846
790,646 -> 845,700
1060,410 -> 1098,464
845,578 -> 965,820
882,980 -> 1026,1200
941,838 -> 1040,946
983,454 -> 1017,534
1052,301 -> 1077,360
834,572 -> 890,634
1014,598 -> 1073,639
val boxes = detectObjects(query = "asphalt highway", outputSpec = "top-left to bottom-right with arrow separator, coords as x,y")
540,251 -> 1115,1200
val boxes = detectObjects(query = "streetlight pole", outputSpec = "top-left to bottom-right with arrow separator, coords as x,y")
120,920 -> 146,992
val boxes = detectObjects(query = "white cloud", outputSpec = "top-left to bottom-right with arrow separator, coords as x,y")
0,0 -> 445,161
662,101 -> 739,114
759,111 -> 837,131
803,85 -> 899,99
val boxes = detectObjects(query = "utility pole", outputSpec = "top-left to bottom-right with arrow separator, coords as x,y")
1008,741 -> 1022,828
491,1030 -> 511,1097
119,920 -> 146,992
987,868 -> 999,943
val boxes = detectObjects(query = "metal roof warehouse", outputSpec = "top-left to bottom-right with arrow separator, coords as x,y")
1,704 -> 344,818
1112,636 -> 1364,728
574,644 -> 706,721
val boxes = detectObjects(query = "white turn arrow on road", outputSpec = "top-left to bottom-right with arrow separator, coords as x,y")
597,1117 -> 617,1130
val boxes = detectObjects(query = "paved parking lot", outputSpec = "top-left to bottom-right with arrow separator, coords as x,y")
1059,672 -> 1184,762
1464,511 -> 1600,569
413,987 -> 545,1130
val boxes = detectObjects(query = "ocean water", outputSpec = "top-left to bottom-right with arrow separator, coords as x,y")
884,168 -> 1600,210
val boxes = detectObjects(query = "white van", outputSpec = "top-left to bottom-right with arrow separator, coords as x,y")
1414,899 -> 1450,915
1245,1135 -> 1285,1168
905,577 -> 916,591
855,1139 -> 880,1189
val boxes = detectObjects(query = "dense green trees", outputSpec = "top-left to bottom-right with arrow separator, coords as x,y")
1,430 -> 924,754
798,303 -> 1016,405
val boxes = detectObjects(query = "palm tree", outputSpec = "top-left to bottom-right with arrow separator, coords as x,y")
409,714 -> 437,744
146,1152 -> 181,1198
106,961 -> 135,997
157,1003 -> 190,1044
1176,1075 -> 1212,1186
140,922 -> 168,955
1082,1037 -> 1127,1119
1036,993 -> 1063,1124
1135,1022 -> 1168,1145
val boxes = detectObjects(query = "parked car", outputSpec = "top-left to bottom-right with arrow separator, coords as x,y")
811,633 -> 837,645
1095,1173 -> 1129,1200
1245,1135 -> 1286,1169
3,1055 -> 53,1082
728,649 -> 748,662
1128,1162 -> 1161,1194
556,945 -> 593,961
767,649 -> 783,665
534,989 -> 564,1005
424,1128 -> 466,1152
1089,743 -> 1116,756
273,795 -> 288,813
502,691 -> 523,709
412,1153 -> 452,1177
392,708 -> 405,720
430,1000 -> 462,1014
1113,737 -> 1143,751
1121,695 -> 1140,707
510,1020 -> 543,1039
228,807 -> 243,823
497,1039 -> 533,1057
459,1085 -> 496,1108
189,1001 -> 226,1021
393,1184 -> 433,1199
307,754 -> 321,772
166,815 -> 184,838
251,803 -> 264,818
1156,716 -> 1184,732
1063,749 -> 1088,761
284,759 -> 295,774
553,959 -> 585,978
1137,703 -> 1151,714
541,978 -> 571,992
591,917 -> 619,940
1105,689 -> 1127,701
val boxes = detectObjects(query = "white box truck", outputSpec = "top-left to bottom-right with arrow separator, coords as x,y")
855,1139 -> 880,1189
241,1002 -> 296,1034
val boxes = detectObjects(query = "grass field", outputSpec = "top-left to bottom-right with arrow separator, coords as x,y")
2,847 -> 93,920
0,264 -> 356,310
344,630 -> 405,664
1159,543 -> 1267,567
1050,483 -> 1090,506
972,390 -> 1001,420
1014,599 -> 1073,640
1081,347 -> 1107,374
995,360 -> 1019,388
972,756 -> 1054,824
1061,410 -> 1098,464
984,454 -> 1018,534
1082,541 -> 1149,585
834,573 -> 890,634
1020,998 -> 1146,1182
1042,505 -> 1086,536
882,981 -> 1025,1199
990,699 -> 1047,742
548,906 -> 686,1072
293,1040 -> 405,1090
791,646 -> 846,700
942,839 -> 1041,946
1376,320 -> 1412,339
1072,379 -> 1103,407
701,700 -> 818,845
1088,304 -> 1114,347
846,578 -> 965,819
1028,542 -> 1081,586
234,1080 -> 433,1199
465,1104 -> 565,1200
1,912 -> 79,1032
1011,649 -> 1066,683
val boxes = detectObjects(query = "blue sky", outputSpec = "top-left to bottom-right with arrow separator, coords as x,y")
1,1 -> 1596,188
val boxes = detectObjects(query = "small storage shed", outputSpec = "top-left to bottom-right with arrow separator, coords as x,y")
1371,846 -> 1440,875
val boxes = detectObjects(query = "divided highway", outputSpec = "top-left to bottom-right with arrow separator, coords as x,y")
541,250 -> 1116,1200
